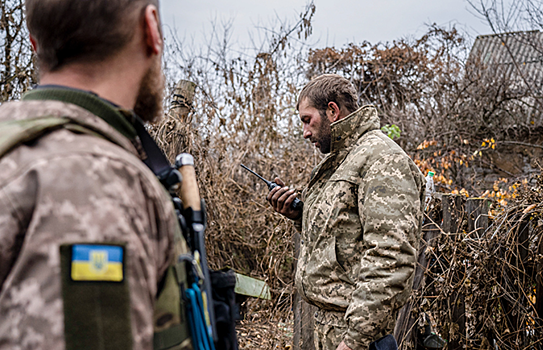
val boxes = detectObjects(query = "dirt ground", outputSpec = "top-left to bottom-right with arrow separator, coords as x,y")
236,298 -> 294,350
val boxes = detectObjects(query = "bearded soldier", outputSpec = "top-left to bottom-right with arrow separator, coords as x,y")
0,1 -> 191,349
268,74 -> 425,350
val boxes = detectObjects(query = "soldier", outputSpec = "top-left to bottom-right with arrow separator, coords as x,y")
268,74 -> 426,350
0,0 -> 190,349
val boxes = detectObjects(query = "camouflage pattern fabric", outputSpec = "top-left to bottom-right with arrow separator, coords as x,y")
313,309 -> 347,350
0,95 -> 187,350
295,105 -> 425,350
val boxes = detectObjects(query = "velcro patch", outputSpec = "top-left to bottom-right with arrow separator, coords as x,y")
71,244 -> 124,282
60,243 -> 132,350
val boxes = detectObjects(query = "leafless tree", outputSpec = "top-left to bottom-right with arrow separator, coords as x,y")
0,0 -> 36,103
468,0 -> 543,33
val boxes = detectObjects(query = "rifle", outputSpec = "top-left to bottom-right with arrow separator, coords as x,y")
134,117 -> 229,350
240,164 -> 303,211
173,155 -> 240,350
175,154 -> 217,346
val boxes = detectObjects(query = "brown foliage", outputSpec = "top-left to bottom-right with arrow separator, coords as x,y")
1,2 -> 542,348
154,4 -> 319,304
307,25 -> 542,194
155,20 -> 543,349
403,170 -> 543,349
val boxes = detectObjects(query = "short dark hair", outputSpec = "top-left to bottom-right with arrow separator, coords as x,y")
25,0 -> 159,72
297,74 -> 359,116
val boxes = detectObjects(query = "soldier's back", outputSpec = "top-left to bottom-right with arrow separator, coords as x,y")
0,98 -> 177,350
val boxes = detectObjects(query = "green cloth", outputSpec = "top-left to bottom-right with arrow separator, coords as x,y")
23,87 -> 137,140
60,244 -> 132,350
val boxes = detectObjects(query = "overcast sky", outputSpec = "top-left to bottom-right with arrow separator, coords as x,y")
160,0 -> 497,49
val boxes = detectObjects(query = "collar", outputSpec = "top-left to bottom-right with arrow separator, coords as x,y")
329,105 -> 380,153
22,85 -> 137,140
306,105 -> 380,189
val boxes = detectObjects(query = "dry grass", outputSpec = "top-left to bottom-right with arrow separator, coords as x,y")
236,299 -> 294,350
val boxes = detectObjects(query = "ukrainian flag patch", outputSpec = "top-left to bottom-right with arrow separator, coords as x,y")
71,244 -> 124,282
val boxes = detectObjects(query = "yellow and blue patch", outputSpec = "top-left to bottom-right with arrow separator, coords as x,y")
71,244 -> 124,282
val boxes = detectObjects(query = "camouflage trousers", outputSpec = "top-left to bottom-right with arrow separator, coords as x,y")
313,308 -> 399,350
313,309 -> 348,350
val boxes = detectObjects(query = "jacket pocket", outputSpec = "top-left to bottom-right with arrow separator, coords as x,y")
306,235 -> 351,288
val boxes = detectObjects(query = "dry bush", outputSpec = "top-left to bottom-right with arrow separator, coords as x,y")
403,169 -> 543,349
306,25 -> 542,194
153,4 -> 318,306
153,17 -> 543,349
153,17 -> 543,348
236,298 -> 294,350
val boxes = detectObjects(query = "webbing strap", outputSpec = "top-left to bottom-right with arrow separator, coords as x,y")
186,285 -> 215,350
133,118 -> 173,179
174,259 -> 190,286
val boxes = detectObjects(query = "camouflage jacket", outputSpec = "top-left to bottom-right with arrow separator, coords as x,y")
0,88 -> 185,350
295,106 -> 425,349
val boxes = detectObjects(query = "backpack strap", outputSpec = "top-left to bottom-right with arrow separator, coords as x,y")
0,115 -> 115,159
0,116 -> 71,158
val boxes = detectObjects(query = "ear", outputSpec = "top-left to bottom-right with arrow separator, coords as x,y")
327,101 -> 341,123
143,5 -> 162,56
29,35 -> 38,53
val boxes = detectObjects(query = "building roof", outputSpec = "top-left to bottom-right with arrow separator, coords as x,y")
469,30 -> 543,91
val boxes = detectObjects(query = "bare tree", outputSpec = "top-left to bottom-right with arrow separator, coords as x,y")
468,0 -> 543,33
0,0 -> 36,103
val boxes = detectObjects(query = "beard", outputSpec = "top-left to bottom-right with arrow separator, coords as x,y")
317,112 -> 332,154
133,56 -> 164,123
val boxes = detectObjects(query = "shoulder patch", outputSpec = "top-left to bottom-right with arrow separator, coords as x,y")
71,244 -> 124,282
60,243 -> 132,350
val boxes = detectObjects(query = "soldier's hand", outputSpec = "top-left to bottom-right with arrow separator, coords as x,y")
266,177 -> 302,220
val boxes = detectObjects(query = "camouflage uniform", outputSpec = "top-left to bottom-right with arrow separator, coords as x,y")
294,106 -> 425,350
0,87 -> 187,350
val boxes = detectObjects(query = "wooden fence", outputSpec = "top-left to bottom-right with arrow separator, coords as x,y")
293,194 -> 543,349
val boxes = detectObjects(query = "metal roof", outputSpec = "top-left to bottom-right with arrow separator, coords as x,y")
468,30 -> 543,92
